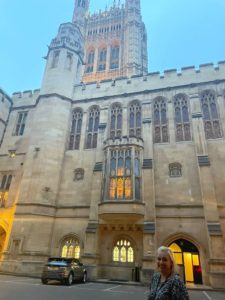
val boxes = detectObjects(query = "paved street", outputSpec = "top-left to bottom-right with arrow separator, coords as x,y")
0,274 -> 224,300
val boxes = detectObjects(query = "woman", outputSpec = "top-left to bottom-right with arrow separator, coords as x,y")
148,246 -> 189,300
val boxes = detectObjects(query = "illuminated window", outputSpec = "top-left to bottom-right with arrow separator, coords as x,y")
0,174 -> 12,208
106,148 -> 141,201
68,108 -> 83,150
174,94 -> 191,141
61,238 -> 80,259
113,239 -> 134,263
129,101 -> 142,138
153,97 -> 168,143
201,90 -> 222,139
110,103 -> 122,139
14,111 -> 28,136
85,106 -> 100,149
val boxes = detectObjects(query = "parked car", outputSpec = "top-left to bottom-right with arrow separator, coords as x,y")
41,257 -> 87,285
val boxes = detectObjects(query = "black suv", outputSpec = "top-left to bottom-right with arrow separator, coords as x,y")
41,257 -> 87,285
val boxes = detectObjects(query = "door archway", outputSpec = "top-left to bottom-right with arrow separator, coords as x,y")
169,239 -> 202,284
0,226 -> 6,258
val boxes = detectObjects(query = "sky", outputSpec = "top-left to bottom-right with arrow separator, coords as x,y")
1,0 -> 225,95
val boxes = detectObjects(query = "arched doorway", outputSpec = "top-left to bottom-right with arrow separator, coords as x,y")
169,239 -> 202,284
0,227 -> 6,258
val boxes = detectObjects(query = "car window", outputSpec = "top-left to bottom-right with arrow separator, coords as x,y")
47,261 -> 69,267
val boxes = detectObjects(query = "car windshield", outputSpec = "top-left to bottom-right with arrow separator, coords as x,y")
47,258 -> 71,266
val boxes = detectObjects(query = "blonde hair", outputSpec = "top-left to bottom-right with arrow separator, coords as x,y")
157,246 -> 177,275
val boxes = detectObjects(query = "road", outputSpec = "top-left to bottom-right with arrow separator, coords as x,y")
0,274 -> 224,300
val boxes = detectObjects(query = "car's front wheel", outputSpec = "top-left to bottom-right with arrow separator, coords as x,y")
66,273 -> 73,286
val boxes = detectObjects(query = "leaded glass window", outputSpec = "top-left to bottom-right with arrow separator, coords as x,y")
14,111 -> 28,136
113,239 -> 134,263
61,238 -> 80,259
174,94 -> 191,141
85,106 -> 100,149
69,108 -> 83,150
129,101 -> 142,138
169,163 -> 182,177
107,148 -> 141,201
110,103 -> 122,139
153,97 -> 168,143
201,91 -> 222,139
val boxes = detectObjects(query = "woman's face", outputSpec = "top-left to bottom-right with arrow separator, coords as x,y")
157,250 -> 173,275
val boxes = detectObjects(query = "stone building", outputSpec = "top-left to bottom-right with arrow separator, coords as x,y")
0,0 -> 225,288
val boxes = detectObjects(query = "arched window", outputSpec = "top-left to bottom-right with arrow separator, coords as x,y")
97,48 -> 107,71
107,148 -> 141,201
0,174 -> 12,208
65,52 -> 73,70
85,106 -> 100,149
110,46 -> 119,69
153,97 -> 168,143
169,163 -> 182,177
201,91 -> 222,139
68,108 -> 83,150
61,237 -> 80,259
174,94 -> 191,142
129,101 -> 142,138
51,50 -> 60,68
113,239 -> 134,263
85,50 -> 95,73
110,103 -> 122,138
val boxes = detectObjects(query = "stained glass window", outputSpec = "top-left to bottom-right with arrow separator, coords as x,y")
174,94 -> 191,142
61,238 -> 80,259
0,174 -> 12,208
69,108 -> 83,150
201,90 -> 222,139
153,97 -> 168,143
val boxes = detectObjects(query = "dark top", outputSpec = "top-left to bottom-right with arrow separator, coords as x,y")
148,272 -> 189,300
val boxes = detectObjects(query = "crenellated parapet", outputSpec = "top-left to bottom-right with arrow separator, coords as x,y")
74,61 -> 225,100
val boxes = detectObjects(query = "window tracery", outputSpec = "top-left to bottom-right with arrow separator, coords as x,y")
85,50 -> 95,73
0,174 -> 12,208
110,46 -> 120,69
174,94 -> 191,142
61,237 -> 80,259
201,91 -> 222,139
85,106 -> 100,149
169,163 -> 182,177
69,108 -> 83,150
113,239 -> 134,263
110,103 -> 122,139
153,97 -> 168,143
129,101 -> 142,138
97,48 -> 107,71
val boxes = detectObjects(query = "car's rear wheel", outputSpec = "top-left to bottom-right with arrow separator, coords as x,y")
66,273 -> 73,286
41,278 -> 48,284
82,272 -> 87,283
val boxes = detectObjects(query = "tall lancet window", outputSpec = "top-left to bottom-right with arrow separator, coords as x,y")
68,108 -> 83,150
85,106 -> 100,149
174,94 -> 191,142
153,97 -> 169,143
51,50 -> 60,68
110,103 -> 122,139
129,101 -> 142,138
201,90 -> 222,139
105,147 -> 141,201
97,48 -> 107,71
110,46 -> 120,69
85,50 -> 95,73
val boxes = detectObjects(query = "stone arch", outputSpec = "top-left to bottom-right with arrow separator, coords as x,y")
162,233 -> 205,284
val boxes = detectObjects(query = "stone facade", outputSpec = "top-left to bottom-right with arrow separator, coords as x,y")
0,0 -> 225,289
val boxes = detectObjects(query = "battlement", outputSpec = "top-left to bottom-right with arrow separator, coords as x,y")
73,61 -> 225,100
12,89 -> 40,105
